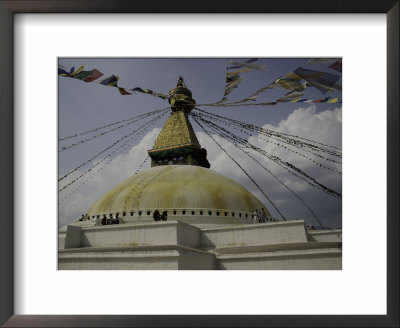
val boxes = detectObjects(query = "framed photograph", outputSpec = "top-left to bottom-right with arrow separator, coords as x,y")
1,1 -> 398,327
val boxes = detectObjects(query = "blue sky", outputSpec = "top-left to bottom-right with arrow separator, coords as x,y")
58,58 -> 342,228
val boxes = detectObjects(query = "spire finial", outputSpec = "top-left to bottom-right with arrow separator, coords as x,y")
177,76 -> 185,88
168,76 -> 195,113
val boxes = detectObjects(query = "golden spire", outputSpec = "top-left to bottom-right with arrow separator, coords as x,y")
168,76 -> 196,113
148,77 -> 210,168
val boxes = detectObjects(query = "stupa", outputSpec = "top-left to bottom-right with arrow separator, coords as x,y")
58,77 -> 342,270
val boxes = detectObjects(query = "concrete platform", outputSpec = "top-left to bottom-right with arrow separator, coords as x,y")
59,245 -> 216,270
58,220 -> 342,270
213,242 -> 342,270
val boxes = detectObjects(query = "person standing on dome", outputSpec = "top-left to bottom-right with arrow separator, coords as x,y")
153,209 -> 161,221
261,208 -> 267,223
253,210 -> 258,224
101,215 -> 107,225
257,210 -> 263,223
161,211 -> 168,221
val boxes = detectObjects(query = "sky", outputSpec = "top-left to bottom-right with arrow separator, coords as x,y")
58,58 -> 342,229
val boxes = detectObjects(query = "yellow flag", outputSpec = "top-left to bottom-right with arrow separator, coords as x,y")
68,65 -> 85,76
327,97 -> 339,103
226,67 -> 253,76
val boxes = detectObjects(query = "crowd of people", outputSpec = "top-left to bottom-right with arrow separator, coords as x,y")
79,208 -> 271,225
101,213 -> 120,225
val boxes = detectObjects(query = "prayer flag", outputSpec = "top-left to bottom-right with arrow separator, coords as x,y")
327,97 -> 339,103
58,68 -> 68,75
282,90 -> 305,99
277,75 -> 307,92
68,65 -> 84,77
73,70 -> 95,80
100,75 -> 119,87
118,88 -> 132,95
83,69 -> 104,82
294,67 -> 340,94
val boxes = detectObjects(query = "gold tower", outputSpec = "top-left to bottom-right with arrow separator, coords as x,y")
148,77 -> 210,168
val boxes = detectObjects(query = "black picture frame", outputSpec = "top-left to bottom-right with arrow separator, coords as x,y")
0,1 -> 398,327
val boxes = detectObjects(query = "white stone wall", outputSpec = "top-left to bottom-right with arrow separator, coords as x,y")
77,221 -> 201,249
201,221 -> 308,249
218,248 -> 342,270
307,230 -> 342,242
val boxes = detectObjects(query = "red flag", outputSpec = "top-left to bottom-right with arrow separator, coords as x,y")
83,69 -> 103,82
118,88 -> 132,95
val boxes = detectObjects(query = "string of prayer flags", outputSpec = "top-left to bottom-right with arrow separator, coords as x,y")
58,64 -> 168,100
192,112 -> 342,199
194,107 -> 342,158
195,113 -> 333,227
294,67 -> 341,94
227,80 -> 277,104
193,115 -> 287,221
130,87 -> 168,100
59,107 -> 169,142
197,109 -> 342,174
58,111 -> 168,189
199,96 -> 341,107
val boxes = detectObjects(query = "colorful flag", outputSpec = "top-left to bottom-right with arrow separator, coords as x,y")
327,97 -> 339,103
118,88 -> 133,95
73,70 -> 95,80
83,69 -> 103,82
282,90 -> 305,99
58,65 -> 168,100
226,67 -> 253,77
276,73 -> 307,92
99,75 -> 119,87
58,65 -> 83,77
68,65 -> 84,77
294,67 -> 340,94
